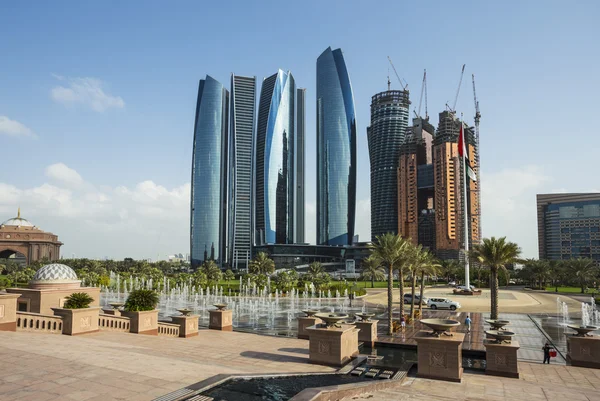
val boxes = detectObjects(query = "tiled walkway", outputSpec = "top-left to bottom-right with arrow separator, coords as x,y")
345,363 -> 600,401
0,329 -> 333,401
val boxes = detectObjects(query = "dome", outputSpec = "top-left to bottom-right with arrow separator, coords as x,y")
29,263 -> 81,289
1,208 -> 34,228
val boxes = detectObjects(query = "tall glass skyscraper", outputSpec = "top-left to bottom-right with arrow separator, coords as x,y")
255,70 -> 296,245
316,47 -> 357,246
296,88 -> 306,244
190,76 -> 229,268
367,90 -> 410,239
229,74 -> 256,269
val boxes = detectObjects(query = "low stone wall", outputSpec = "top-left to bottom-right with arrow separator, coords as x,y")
16,312 -> 62,334
99,314 -> 130,332
158,322 -> 180,337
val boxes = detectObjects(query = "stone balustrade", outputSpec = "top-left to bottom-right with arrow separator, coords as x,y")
99,314 -> 131,332
16,312 -> 63,334
158,322 -> 180,337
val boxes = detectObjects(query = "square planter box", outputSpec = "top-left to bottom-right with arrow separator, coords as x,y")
121,310 -> 159,335
52,307 -> 100,336
0,293 -> 20,332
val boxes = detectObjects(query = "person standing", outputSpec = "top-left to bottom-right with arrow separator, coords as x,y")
542,342 -> 552,364
465,315 -> 472,333
400,315 -> 406,332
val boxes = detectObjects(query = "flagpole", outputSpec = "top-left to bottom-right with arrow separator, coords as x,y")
461,113 -> 471,289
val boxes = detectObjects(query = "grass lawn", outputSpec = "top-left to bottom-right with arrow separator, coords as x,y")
545,286 -> 594,294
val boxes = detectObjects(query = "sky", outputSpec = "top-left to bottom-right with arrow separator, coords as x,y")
1,1 -> 599,260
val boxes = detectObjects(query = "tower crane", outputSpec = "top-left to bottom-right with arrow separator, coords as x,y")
387,56 -> 408,90
415,69 -> 428,120
447,64 -> 465,113
472,73 -> 482,237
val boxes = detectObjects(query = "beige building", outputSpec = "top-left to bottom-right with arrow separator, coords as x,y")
6,263 -> 100,315
0,209 -> 62,265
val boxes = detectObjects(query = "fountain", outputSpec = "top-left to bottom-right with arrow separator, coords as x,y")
484,330 -> 515,344
315,313 -> 349,329
485,319 -> 510,331
213,303 -> 227,311
177,308 -> 192,316
566,324 -> 598,337
419,319 -> 460,337
302,309 -> 320,317
355,313 -> 375,322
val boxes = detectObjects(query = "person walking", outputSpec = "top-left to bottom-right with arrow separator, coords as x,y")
465,315 -> 472,333
542,342 -> 552,364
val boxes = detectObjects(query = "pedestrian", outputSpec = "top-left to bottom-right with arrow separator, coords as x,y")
542,342 -> 552,364
465,315 -> 472,333
400,315 -> 406,332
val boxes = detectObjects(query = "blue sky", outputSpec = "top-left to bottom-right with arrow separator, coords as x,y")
1,1 -> 598,260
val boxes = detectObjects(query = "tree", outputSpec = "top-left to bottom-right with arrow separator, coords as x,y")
360,255 -> 385,288
439,259 -> 461,283
410,248 -> 440,319
248,252 -> 275,276
200,260 -> 222,287
224,269 -> 235,290
418,255 -> 440,316
471,237 -> 521,320
307,262 -> 324,279
275,270 -> 298,292
569,258 -> 598,293
371,233 -> 410,335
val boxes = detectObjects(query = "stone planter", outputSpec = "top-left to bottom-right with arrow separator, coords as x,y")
484,339 -> 520,378
171,314 -> 199,338
52,307 -> 100,336
298,316 -> 321,340
209,309 -> 233,331
306,324 -> 359,367
414,331 -> 465,382
0,292 -> 20,331
121,310 -> 159,335
354,320 -> 378,348
567,335 -> 600,369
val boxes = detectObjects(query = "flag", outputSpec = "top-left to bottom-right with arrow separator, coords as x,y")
458,123 -> 477,182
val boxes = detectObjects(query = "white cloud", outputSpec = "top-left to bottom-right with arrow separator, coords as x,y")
51,76 -> 125,112
0,163 -> 189,260
481,165 -> 551,258
45,163 -> 83,187
0,116 -> 37,138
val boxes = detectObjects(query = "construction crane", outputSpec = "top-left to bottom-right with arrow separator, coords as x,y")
472,73 -> 482,238
447,64 -> 466,113
416,69 -> 428,120
387,56 -> 408,90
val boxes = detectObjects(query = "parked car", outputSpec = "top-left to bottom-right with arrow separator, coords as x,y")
403,294 -> 429,305
427,298 -> 461,311
448,281 -> 456,286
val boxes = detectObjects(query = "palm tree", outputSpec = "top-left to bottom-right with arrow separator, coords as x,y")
439,259 -> 461,284
200,260 -> 222,286
360,255 -> 385,288
407,245 -> 423,321
224,269 -> 235,290
569,258 -> 598,293
371,233 -> 410,335
308,262 -> 324,279
418,255 -> 441,317
471,237 -> 521,320
248,252 -> 275,276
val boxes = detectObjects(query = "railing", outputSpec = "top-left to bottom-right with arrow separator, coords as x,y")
16,312 -> 63,334
158,322 -> 180,337
98,314 -> 130,332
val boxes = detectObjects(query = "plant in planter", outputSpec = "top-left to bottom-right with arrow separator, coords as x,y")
63,292 -> 94,309
124,289 -> 159,312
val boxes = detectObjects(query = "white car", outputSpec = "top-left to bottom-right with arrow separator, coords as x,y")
428,297 -> 461,311
457,285 -> 475,291
448,281 -> 456,286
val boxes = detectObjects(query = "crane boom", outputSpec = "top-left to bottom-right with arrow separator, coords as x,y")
451,64 -> 466,112
387,56 -> 407,90
417,69 -> 426,118
472,73 -> 482,240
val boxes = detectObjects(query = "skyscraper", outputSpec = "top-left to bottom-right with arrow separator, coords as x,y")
397,111 -> 479,260
537,193 -> 600,264
230,74 -> 256,269
367,89 -> 410,240
296,88 -> 306,244
255,70 -> 296,245
316,47 -> 356,246
190,76 -> 229,268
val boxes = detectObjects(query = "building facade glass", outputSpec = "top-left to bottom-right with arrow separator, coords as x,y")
296,88 -> 306,244
255,70 -> 296,245
230,74 -> 256,270
190,76 -> 229,268
316,47 -> 357,246
538,193 -> 600,264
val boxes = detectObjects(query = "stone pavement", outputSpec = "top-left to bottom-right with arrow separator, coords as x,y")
0,329 -> 334,400
345,362 -> 600,401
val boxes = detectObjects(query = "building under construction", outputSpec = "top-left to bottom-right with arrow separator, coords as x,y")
397,110 -> 480,261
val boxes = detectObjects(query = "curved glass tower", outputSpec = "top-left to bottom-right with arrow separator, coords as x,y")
255,70 -> 296,244
316,47 -> 356,245
190,76 -> 229,268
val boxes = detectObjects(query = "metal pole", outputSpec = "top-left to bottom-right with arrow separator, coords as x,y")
461,115 -> 470,289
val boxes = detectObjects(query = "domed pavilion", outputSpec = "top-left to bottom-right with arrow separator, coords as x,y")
0,209 -> 62,265
6,262 -> 100,315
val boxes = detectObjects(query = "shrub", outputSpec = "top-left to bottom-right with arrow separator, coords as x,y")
63,292 -> 94,309
124,289 -> 159,312
0,276 -> 12,289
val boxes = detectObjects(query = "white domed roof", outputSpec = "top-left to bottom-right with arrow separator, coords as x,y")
1,208 -> 34,227
31,263 -> 78,282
